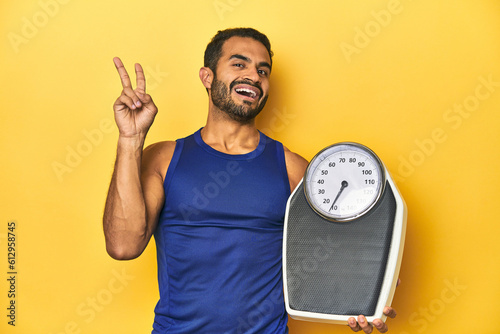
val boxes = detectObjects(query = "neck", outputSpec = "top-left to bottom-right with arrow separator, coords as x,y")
201,108 -> 260,155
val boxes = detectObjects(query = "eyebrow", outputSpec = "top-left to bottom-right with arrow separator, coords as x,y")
229,54 -> 272,71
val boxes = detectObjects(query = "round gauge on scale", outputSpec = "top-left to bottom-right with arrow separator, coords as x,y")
304,142 -> 386,222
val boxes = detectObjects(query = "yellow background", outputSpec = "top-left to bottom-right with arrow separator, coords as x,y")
1,0 -> 499,333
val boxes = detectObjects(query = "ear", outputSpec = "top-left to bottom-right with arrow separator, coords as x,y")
199,67 -> 213,89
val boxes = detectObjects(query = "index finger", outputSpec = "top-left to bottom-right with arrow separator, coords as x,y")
113,57 -> 132,88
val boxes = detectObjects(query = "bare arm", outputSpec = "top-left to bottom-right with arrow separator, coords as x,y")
283,146 -> 309,192
103,57 -> 166,260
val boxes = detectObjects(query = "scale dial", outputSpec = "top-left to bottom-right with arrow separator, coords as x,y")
304,142 -> 386,222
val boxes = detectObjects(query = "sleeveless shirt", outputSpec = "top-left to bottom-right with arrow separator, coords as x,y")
152,129 -> 291,333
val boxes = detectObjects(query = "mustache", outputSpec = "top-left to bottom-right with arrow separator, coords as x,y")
229,80 -> 263,97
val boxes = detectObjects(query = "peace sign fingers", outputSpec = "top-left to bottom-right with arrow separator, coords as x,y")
112,57 -> 158,137
113,57 -> 145,110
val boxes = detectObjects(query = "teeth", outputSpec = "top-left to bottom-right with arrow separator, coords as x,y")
235,88 -> 257,98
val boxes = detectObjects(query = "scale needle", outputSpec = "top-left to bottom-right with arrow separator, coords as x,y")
329,180 -> 348,211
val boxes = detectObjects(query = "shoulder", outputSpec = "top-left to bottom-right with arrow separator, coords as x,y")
142,140 -> 177,180
283,146 -> 309,192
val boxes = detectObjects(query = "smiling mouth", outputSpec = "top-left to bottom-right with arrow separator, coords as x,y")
232,82 -> 262,101
235,87 -> 258,99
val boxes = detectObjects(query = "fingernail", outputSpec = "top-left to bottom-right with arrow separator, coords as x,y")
135,101 -> 142,107
359,316 -> 365,324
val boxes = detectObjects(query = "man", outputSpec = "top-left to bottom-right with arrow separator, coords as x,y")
103,27 -> 396,333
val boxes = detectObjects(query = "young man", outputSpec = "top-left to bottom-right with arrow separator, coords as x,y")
103,28 -> 396,333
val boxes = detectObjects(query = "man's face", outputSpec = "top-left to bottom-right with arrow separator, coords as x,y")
210,37 -> 271,123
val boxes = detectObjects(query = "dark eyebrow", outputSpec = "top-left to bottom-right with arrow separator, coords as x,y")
229,54 -> 250,62
258,61 -> 272,72
229,54 -> 272,71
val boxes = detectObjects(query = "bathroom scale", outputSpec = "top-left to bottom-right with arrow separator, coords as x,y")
283,142 -> 407,324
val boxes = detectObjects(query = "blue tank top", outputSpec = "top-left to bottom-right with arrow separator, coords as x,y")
152,129 -> 291,333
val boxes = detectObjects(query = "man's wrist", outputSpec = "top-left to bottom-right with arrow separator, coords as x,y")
117,133 -> 147,154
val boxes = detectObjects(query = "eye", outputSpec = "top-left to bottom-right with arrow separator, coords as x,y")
258,69 -> 269,76
233,63 -> 244,68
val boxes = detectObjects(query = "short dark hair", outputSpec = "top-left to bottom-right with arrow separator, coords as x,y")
204,27 -> 273,74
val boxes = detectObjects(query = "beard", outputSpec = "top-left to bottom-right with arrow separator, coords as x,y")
211,77 -> 268,123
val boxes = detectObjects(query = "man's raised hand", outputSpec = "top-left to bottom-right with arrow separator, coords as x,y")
113,57 -> 158,138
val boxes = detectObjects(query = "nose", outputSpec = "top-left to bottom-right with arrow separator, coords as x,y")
242,66 -> 261,83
